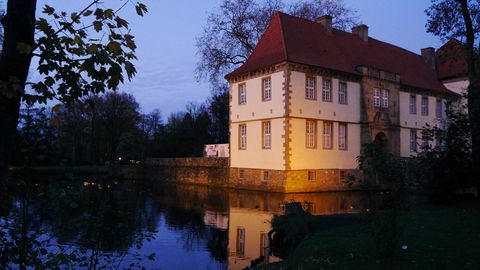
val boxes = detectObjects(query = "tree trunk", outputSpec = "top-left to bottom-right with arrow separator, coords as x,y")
0,0 -> 37,185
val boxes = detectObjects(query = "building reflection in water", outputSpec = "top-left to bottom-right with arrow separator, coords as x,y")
168,184 -> 384,270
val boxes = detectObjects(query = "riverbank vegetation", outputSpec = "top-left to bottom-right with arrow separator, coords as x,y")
257,202 -> 480,270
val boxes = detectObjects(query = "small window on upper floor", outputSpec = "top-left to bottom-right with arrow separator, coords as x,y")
381,89 -> 389,108
410,95 -> 417,114
373,88 -> 381,107
421,96 -> 429,116
436,99 -> 443,118
238,83 -> 246,105
338,82 -> 347,104
262,77 -> 271,101
322,78 -> 332,102
305,76 -> 316,100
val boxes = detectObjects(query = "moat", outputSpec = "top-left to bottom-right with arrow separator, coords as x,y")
0,176 -> 388,269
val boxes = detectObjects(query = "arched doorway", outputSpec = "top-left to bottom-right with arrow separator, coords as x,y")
374,132 -> 388,152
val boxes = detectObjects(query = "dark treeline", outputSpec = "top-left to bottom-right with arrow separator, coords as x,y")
12,90 -> 229,166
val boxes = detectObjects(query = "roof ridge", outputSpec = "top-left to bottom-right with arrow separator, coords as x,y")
276,12 -> 289,62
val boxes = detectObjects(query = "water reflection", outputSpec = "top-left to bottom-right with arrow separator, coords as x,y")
1,177 -> 385,269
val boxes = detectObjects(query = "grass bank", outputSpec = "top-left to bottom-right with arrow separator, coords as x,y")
258,203 -> 480,270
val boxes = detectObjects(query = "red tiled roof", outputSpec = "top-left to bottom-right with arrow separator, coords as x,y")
436,38 -> 468,80
226,12 -> 449,94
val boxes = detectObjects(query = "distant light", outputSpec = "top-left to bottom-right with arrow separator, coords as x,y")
402,245 -> 408,250
118,157 -> 122,161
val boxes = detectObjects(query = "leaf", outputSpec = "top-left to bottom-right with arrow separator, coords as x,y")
52,104 -> 63,113
87,44 -> 98,54
124,61 -> 136,80
42,5 -> 55,15
106,41 -> 122,54
124,34 -> 136,50
115,17 -> 129,28
135,3 -> 148,16
83,10 -> 93,17
93,21 -> 103,32
104,9 -> 114,19
16,42 -> 33,54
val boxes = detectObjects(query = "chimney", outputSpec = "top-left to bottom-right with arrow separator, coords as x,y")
421,47 -> 436,69
352,24 -> 369,43
315,15 -> 332,33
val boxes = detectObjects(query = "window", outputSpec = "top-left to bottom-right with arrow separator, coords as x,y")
373,88 -> 381,107
262,121 -> 271,149
308,171 -> 316,181
338,82 -> 347,104
338,123 -> 347,150
306,120 -> 317,148
410,95 -> 417,114
410,130 -> 417,152
322,78 -> 332,102
305,76 -> 316,100
421,96 -> 429,116
239,124 -> 247,149
239,170 -> 245,180
262,77 -> 271,101
239,84 -> 246,105
260,233 -> 269,257
436,99 -> 443,118
263,171 -> 269,182
236,228 -> 245,257
381,89 -> 389,108
323,121 -> 333,149
421,132 -> 429,149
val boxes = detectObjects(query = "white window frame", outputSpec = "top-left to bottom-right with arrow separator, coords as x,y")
322,78 -> 332,102
239,124 -> 247,150
262,121 -> 271,149
421,96 -> 429,116
338,82 -> 347,104
381,89 -> 389,108
262,77 -> 271,101
239,84 -> 246,105
305,76 -> 316,100
306,120 -> 316,148
236,228 -> 245,257
373,88 -> 381,107
323,121 -> 333,149
338,123 -> 347,150
410,95 -> 417,114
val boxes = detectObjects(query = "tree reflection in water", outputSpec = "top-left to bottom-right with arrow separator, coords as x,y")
1,174 -> 386,270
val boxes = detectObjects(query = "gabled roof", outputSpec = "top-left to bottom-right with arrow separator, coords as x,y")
436,38 -> 468,80
226,12 -> 449,94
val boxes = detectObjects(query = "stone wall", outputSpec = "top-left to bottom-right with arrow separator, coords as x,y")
140,158 -> 229,187
139,158 -> 384,193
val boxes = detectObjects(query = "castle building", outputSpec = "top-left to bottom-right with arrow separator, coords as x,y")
225,12 -> 460,192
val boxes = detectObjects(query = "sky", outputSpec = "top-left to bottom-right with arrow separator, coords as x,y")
32,0 -> 445,117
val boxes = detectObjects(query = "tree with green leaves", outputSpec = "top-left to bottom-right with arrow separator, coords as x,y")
0,0 -> 148,183
425,0 -> 480,182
